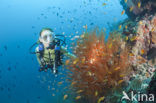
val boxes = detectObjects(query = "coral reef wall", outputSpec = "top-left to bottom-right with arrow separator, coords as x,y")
120,0 -> 156,20
65,15 -> 156,103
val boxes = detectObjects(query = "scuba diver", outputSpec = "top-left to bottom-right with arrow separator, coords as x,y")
30,28 -> 76,74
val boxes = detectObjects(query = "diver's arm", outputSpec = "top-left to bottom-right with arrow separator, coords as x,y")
35,47 -> 42,66
61,46 -> 76,59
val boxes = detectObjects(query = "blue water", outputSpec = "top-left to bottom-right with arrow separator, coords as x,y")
0,0 -> 127,103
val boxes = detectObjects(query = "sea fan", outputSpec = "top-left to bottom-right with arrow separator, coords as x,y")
66,30 -> 133,103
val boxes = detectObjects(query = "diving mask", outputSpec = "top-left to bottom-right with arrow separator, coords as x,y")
40,30 -> 55,44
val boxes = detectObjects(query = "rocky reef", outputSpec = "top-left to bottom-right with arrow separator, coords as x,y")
120,5 -> 156,101
120,0 -> 156,20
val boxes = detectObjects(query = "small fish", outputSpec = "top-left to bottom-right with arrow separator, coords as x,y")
138,2 -> 141,8
125,36 -> 128,40
102,53 -> 106,56
121,10 -> 125,15
129,53 -> 134,56
114,67 -> 120,71
108,71 -> 112,74
52,93 -> 55,96
139,21 -> 143,25
87,71 -> 92,76
125,25 -> 128,29
62,32 -> 65,34
95,91 -> 98,96
75,35 -> 80,39
109,43 -> 112,48
82,58 -> 85,63
63,94 -> 68,100
103,79 -> 108,82
130,36 -> 137,41
83,24 -> 87,29
151,28 -> 155,32
65,60 -> 70,65
145,72 -> 150,78
58,82 -> 63,85
71,81 -> 76,86
124,0 -> 127,3
97,96 -> 105,103
118,80 -> 124,84
81,34 -> 85,38
102,3 -> 107,6
75,96 -> 81,100
48,85 -> 50,90
130,6 -> 133,12
76,90 -> 83,93
140,49 -> 145,55
119,25 -> 122,29
120,74 -> 125,77
73,59 -> 78,64
76,31 -> 79,34
52,88 -> 55,90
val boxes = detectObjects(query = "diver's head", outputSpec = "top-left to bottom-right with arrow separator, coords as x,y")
39,28 -> 55,48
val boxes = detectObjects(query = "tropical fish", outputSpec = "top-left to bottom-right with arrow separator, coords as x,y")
145,72 -> 150,78
120,74 -> 125,77
82,58 -> 85,63
118,80 -> 124,84
73,59 -> 78,64
119,25 -> 122,29
109,43 -> 112,48
103,79 -> 108,82
52,88 -> 55,90
129,53 -> 134,56
95,91 -> 98,96
125,36 -> 128,40
83,24 -> 87,29
62,32 -> 65,35
125,25 -> 128,29
97,96 -> 105,103
58,81 -> 63,85
108,71 -> 112,74
138,2 -> 141,8
140,49 -> 145,55
130,36 -> 137,41
52,93 -> 55,96
65,60 -> 70,65
63,94 -> 68,100
114,67 -> 120,71
121,10 -> 125,15
130,6 -> 133,12
151,28 -> 155,32
81,34 -> 85,38
48,85 -> 50,90
75,35 -> 80,39
87,71 -> 92,76
75,96 -> 81,100
139,21 -> 143,25
102,3 -> 107,6
71,81 -> 76,86
76,90 -> 83,93
124,0 -> 127,3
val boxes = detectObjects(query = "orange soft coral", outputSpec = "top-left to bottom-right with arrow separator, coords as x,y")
66,30 -> 132,103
